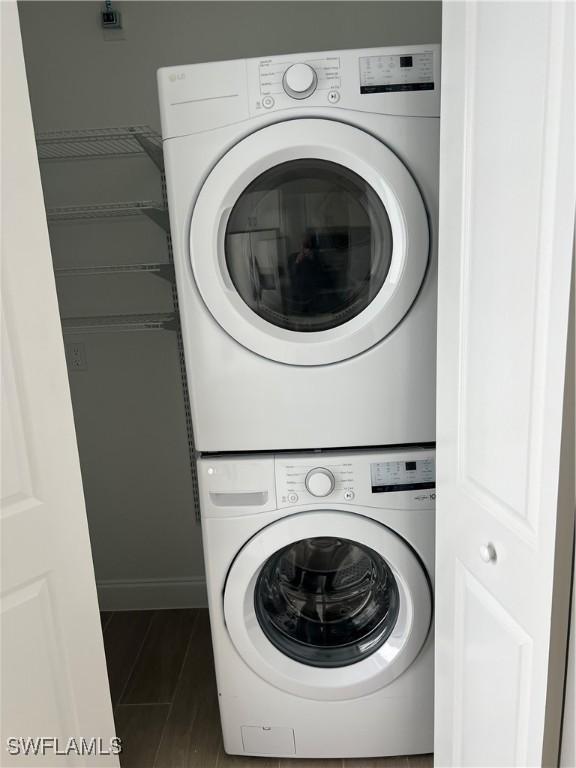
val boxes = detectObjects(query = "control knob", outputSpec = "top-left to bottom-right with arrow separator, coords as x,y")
283,63 -> 318,99
305,468 -> 335,497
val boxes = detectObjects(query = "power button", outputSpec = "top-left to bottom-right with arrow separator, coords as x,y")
262,96 -> 275,109
288,493 -> 299,503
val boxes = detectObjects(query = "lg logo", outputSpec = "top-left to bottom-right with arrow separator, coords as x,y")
168,72 -> 186,82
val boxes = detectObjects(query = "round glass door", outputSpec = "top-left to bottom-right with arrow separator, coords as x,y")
225,160 -> 393,333
255,536 -> 399,667
190,119 -> 430,365
223,510 -> 432,700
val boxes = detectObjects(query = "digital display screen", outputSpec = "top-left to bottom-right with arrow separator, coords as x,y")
371,458 -> 435,493
359,51 -> 434,95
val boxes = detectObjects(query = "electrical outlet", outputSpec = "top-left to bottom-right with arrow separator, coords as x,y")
65,342 -> 87,371
101,1 -> 125,41
101,9 -> 121,28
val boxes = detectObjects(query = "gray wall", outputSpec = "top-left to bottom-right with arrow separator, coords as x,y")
18,1 -> 442,610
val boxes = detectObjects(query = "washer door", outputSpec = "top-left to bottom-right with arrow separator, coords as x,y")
224,511 -> 432,701
190,119 -> 429,365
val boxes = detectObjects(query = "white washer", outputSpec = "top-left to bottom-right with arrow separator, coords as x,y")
198,446 -> 435,759
158,45 -> 440,452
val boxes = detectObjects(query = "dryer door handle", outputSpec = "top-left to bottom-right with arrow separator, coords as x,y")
215,205 -> 235,291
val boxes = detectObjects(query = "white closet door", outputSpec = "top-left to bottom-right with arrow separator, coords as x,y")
435,2 -> 574,766
0,3 -> 118,765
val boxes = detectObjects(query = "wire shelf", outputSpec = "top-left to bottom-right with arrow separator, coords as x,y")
46,201 -> 169,232
62,312 -> 177,334
55,262 -> 174,281
36,125 -> 164,168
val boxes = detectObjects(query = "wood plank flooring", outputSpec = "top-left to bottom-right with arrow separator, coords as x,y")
101,609 -> 433,768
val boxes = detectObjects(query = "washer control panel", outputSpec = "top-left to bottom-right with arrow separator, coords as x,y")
282,62 -> 319,99
275,447 -> 435,509
276,457 -> 356,506
198,448 -> 435,518
305,468 -> 336,497
371,457 -> 435,493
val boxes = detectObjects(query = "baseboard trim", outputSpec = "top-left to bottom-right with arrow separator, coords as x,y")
97,576 -> 207,611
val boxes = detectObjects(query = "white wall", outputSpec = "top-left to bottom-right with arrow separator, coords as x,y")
18,1 -> 442,610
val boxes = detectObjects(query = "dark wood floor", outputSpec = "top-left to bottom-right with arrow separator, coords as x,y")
100,608 -> 433,768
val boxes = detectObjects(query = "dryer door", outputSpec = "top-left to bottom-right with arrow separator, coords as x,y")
223,511 -> 432,701
190,119 -> 429,365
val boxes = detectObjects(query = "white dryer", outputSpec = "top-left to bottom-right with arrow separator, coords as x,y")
158,45 -> 440,452
198,446 -> 435,759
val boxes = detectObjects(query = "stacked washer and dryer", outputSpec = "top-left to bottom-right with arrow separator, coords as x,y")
158,44 -> 440,760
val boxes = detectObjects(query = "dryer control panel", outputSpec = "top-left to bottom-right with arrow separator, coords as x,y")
247,45 -> 440,118
158,44 -> 440,140
257,55 -> 342,104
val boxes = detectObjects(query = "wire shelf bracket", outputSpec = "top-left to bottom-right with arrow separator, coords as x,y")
140,204 -> 170,232
132,132 -> 164,171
